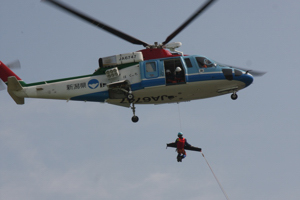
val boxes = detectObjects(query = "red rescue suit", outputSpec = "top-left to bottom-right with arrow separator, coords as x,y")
176,137 -> 188,156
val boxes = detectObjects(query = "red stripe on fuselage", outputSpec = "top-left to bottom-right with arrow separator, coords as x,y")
0,61 -> 22,83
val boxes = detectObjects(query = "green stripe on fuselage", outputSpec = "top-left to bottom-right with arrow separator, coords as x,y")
22,62 -> 139,87
23,74 -> 92,87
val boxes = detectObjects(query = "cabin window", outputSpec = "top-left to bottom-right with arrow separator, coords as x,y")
146,62 -> 156,72
184,58 -> 193,68
145,62 -> 158,78
196,57 -> 215,68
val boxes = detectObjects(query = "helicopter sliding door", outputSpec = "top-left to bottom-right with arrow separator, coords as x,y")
164,58 -> 186,85
141,61 -> 165,88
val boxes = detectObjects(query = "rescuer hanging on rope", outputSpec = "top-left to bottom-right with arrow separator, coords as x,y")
167,132 -> 202,162
167,134 -> 229,200
176,132 -> 191,162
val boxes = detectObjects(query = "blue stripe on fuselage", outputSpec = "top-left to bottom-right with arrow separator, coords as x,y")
140,78 -> 165,88
70,91 -> 109,102
187,72 -> 253,87
70,72 -> 253,102
235,73 -> 253,87
187,72 -> 224,82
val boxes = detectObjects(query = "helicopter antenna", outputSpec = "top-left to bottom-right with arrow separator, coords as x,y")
165,42 -> 183,55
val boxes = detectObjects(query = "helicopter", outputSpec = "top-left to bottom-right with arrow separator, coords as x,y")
0,0 -> 265,123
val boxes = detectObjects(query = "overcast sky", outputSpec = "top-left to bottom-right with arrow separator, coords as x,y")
1,0 -> 300,200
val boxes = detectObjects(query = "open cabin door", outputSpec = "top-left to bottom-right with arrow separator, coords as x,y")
163,58 -> 186,85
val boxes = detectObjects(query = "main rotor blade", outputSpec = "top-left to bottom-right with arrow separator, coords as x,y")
162,0 -> 216,45
43,0 -> 150,47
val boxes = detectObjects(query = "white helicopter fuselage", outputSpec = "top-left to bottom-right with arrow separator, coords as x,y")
0,0 -> 260,123
5,51 -> 253,108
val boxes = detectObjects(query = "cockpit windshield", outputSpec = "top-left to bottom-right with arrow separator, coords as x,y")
196,57 -> 216,68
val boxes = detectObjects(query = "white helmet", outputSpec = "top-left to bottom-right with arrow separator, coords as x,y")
175,67 -> 182,72
166,69 -> 171,73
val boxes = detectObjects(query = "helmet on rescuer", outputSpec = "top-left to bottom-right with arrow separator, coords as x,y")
175,67 -> 182,72
178,132 -> 183,137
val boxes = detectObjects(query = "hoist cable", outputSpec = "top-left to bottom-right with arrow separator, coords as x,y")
201,152 -> 231,200
177,103 -> 182,131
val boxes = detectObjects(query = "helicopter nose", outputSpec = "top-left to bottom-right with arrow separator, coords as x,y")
236,69 -> 254,87
222,68 -> 253,87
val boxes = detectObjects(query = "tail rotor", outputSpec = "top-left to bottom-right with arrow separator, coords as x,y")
6,60 -> 21,70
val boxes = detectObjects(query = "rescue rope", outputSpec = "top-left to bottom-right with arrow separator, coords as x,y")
201,152 -> 231,200
177,103 -> 182,131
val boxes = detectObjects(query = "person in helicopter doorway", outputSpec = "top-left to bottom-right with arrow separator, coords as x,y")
175,132 -> 191,162
174,67 -> 184,83
166,69 -> 176,84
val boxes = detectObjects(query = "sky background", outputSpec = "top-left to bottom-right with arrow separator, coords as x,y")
1,0 -> 300,200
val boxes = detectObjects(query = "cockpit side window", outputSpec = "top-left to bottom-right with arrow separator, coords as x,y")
196,57 -> 215,68
184,58 -> 193,68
